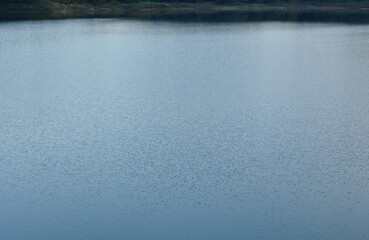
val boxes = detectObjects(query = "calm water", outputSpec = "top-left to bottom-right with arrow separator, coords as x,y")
1,19 -> 369,240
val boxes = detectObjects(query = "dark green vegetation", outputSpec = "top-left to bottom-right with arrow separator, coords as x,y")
1,0 -> 369,22
2,0 -> 369,3
2,0 -> 369,6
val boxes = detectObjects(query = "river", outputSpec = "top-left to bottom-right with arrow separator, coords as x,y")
1,19 -> 369,240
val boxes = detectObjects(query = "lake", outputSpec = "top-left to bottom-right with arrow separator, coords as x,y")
1,19 -> 369,240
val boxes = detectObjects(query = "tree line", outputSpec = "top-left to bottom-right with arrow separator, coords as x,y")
1,0 -> 369,4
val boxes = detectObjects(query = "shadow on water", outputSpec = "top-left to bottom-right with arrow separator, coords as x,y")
2,9 -> 369,23
136,11 -> 369,24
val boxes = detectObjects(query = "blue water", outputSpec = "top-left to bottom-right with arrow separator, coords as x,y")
1,19 -> 369,240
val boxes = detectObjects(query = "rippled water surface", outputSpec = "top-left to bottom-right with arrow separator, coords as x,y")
1,19 -> 369,240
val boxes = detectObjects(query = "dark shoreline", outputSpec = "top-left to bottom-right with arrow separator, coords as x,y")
2,2 -> 369,22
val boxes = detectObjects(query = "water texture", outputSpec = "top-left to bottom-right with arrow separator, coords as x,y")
1,19 -> 369,240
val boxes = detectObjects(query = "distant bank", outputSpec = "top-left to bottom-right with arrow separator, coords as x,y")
2,1 -> 369,22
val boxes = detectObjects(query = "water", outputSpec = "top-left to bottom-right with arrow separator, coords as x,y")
1,19 -> 369,240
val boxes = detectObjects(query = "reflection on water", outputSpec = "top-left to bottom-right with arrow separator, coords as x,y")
1,19 -> 369,240
2,10 -> 369,23
139,11 -> 369,23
